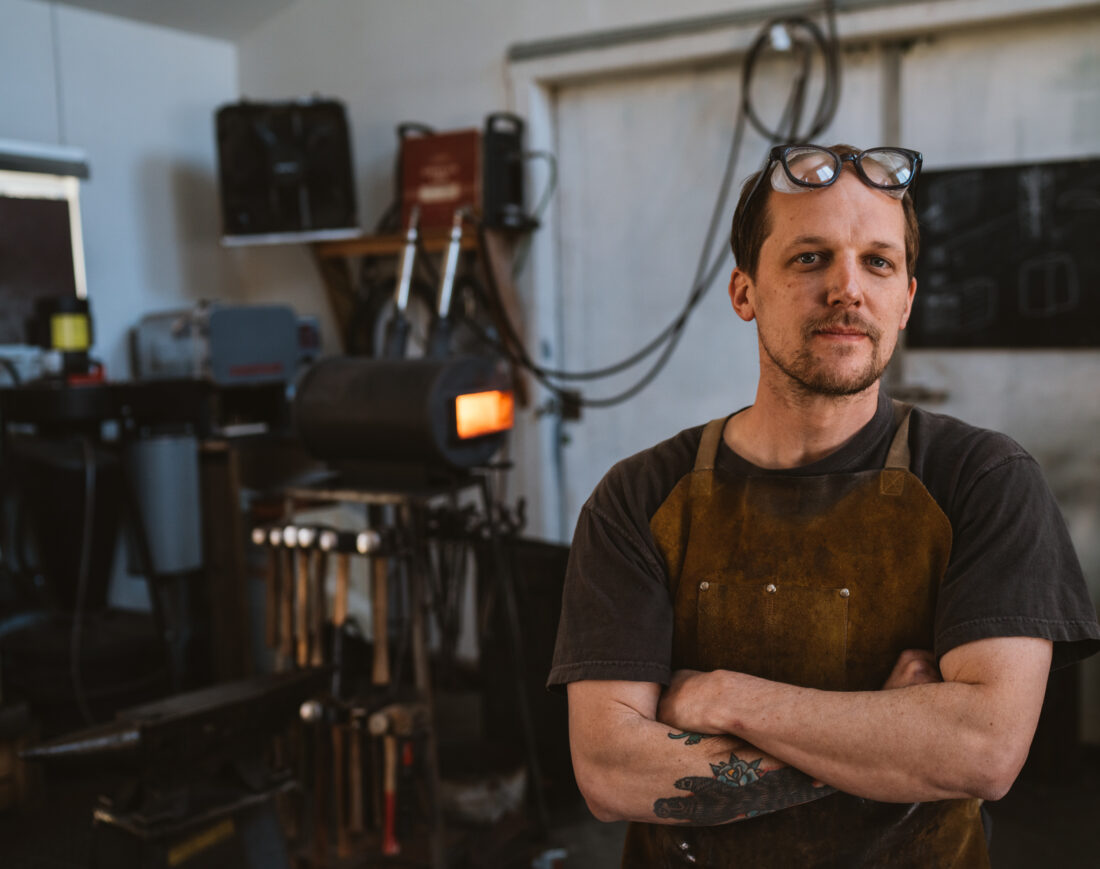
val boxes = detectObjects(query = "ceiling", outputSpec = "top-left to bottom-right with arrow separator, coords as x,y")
49,0 -> 298,41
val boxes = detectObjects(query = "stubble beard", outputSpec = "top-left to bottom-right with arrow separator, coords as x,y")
760,313 -> 890,398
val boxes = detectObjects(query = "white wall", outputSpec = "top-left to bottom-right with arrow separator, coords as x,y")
0,0 -> 239,379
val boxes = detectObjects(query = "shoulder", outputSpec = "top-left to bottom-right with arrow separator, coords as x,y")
585,421 -> 708,526
907,406 -> 1035,513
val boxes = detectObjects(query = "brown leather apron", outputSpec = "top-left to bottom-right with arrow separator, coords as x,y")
622,403 -> 990,868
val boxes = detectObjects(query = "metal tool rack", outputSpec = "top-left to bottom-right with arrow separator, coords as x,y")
275,470 -> 547,868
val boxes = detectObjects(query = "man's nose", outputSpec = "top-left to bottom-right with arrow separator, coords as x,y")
826,258 -> 863,307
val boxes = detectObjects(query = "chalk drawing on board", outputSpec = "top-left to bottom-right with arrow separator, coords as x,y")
1018,252 -> 1079,318
1018,166 -> 1049,242
920,278 -> 998,336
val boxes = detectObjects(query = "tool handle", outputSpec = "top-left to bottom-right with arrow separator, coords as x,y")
334,553 -> 350,627
264,549 -> 279,649
371,557 -> 390,686
334,724 -> 350,858
296,550 -> 309,668
348,719 -> 365,835
310,550 -> 327,667
382,734 -> 400,855
279,549 -> 295,669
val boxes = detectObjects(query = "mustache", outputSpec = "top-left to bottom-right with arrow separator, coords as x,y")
804,313 -> 882,342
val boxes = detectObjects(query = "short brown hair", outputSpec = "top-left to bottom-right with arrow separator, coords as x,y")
729,144 -> 920,280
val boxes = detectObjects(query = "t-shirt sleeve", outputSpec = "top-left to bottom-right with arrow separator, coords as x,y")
933,451 -> 1100,669
546,489 -> 677,691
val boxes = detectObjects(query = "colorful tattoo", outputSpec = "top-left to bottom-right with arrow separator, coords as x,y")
653,751 -> 835,824
667,731 -> 714,746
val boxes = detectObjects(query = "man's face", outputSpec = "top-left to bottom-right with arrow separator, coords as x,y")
729,170 -> 917,398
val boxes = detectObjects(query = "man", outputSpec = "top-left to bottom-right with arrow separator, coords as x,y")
547,143 -> 1100,867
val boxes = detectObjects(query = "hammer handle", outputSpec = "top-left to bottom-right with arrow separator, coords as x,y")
264,548 -> 279,649
296,550 -> 309,668
310,550 -> 327,667
279,549 -> 295,669
348,719 -> 365,835
334,553 -> 350,627
371,557 -> 390,686
334,724 -> 350,858
382,734 -> 399,856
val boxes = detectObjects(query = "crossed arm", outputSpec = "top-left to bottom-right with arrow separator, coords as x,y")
567,636 -> 1052,825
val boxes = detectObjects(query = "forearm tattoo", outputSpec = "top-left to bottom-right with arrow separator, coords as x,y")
654,733 -> 836,824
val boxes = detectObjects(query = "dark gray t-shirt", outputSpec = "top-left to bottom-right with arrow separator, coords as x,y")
549,393 -> 1100,688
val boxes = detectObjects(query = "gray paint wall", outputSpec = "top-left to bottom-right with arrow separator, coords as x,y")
0,0 -> 239,379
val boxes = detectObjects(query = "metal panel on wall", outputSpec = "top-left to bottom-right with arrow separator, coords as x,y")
909,157 -> 1100,348
552,44 -> 886,533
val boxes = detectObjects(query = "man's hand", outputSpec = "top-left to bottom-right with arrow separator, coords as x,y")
659,649 -> 942,732
882,649 -> 942,690
658,668 -> 725,735
568,680 -> 835,824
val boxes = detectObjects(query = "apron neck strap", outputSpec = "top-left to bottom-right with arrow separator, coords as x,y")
694,402 -> 915,475
885,400 -> 914,470
694,418 -> 727,473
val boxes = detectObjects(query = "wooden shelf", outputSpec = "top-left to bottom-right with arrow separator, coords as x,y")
309,228 -> 530,404
314,231 -> 478,259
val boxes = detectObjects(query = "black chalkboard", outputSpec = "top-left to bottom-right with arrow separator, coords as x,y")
909,157 -> 1100,348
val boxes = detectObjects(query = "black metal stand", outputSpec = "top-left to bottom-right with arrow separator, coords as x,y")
283,470 -> 549,865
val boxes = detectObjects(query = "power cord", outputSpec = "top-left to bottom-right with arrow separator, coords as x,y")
469,2 -> 842,409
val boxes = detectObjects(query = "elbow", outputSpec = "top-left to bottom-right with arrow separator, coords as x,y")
954,736 -> 1029,802
971,752 -> 1025,802
581,792 -> 623,823
573,759 -> 629,823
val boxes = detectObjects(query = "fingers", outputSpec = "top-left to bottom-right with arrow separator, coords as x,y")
882,649 -> 942,690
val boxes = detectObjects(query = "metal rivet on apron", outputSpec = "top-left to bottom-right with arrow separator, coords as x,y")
699,581 -> 709,591
765,583 -> 777,594
839,588 -> 850,598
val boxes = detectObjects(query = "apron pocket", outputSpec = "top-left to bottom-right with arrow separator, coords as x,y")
696,581 -> 850,690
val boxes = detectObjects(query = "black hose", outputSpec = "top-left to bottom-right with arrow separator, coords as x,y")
475,4 -> 843,408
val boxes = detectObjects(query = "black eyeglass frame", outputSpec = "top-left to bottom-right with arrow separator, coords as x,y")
743,144 -> 924,208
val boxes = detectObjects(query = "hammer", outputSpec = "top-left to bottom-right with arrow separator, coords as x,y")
368,702 -> 429,857
359,530 -> 391,688
296,526 -> 327,668
283,524 -> 309,668
251,525 -> 280,652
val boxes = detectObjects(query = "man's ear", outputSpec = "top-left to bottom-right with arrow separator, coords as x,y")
729,267 -> 756,323
899,276 -> 917,330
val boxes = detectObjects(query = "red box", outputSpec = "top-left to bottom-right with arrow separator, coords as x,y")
400,128 -> 481,231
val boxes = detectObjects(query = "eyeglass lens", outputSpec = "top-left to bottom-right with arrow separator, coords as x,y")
780,146 -> 913,189
859,149 -> 913,187
785,148 -> 838,185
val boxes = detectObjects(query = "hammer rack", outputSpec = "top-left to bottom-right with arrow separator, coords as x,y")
255,471 -> 547,868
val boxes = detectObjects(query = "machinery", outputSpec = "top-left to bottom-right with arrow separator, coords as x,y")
398,113 -> 537,233
130,301 -> 313,387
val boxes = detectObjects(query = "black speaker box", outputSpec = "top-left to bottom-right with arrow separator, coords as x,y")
215,99 -> 357,238
481,112 -> 536,230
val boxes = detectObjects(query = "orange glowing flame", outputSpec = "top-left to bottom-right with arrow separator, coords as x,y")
454,390 -> 514,439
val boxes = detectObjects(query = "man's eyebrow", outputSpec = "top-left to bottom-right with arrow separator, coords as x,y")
786,235 -> 830,248
783,235 -> 903,252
